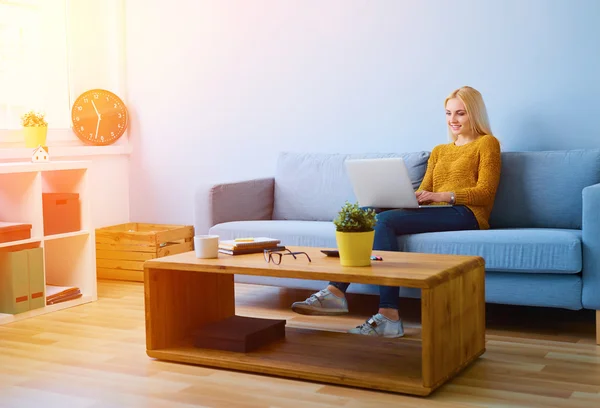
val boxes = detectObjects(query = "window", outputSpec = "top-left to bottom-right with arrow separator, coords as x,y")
0,0 -> 126,151
0,0 -> 71,132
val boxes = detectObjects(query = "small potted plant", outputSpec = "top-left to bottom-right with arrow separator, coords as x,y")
21,110 -> 48,148
333,201 -> 377,267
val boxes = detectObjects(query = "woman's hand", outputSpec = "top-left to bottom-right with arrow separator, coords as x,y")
415,191 -> 452,204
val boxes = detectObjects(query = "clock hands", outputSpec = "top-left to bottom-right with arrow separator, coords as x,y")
91,100 -> 101,139
91,100 -> 101,118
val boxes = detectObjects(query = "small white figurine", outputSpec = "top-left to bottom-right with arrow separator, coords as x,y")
31,145 -> 50,162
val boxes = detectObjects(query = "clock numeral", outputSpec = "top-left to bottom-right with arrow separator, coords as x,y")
75,117 -> 80,121
113,103 -> 117,108
83,98 -> 88,103
80,126 -> 84,131
89,133 -> 93,137
101,136 -> 105,142
118,113 -> 122,118
118,124 -> 122,129
106,96 -> 109,102
94,93 -> 99,99
111,131 -> 115,137
77,106 -> 82,111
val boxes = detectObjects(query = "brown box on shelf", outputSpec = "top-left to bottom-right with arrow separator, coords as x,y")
193,315 -> 286,353
95,223 -> 194,282
42,193 -> 80,235
0,222 -> 32,244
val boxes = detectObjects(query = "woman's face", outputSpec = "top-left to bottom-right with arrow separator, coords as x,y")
445,98 -> 471,137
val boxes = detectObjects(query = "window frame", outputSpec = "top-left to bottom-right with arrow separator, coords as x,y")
0,0 -> 128,153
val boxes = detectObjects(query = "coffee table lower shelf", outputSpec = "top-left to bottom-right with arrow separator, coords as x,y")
144,253 -> 486,397
147,326 -> 482,396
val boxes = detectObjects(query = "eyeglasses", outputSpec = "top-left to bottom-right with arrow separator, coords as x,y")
264,248 -> 312,265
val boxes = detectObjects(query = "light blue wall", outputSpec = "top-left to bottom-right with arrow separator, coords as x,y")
126,0 -> 600,226
413,0 -> 600,152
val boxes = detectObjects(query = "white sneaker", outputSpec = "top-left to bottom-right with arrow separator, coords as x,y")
348,313 -> 404,338
291,289 -> 349,316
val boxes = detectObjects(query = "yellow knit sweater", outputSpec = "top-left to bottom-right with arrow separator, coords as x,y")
416,134 -> 502,230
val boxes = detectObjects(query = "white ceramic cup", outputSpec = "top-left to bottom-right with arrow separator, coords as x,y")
194,235 -> 219,258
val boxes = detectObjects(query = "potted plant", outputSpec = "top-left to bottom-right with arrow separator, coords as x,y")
21,110 -> 48,148
333,201 -> 377,267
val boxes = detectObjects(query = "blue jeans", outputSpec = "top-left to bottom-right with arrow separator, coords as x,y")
329,206 -> 479,310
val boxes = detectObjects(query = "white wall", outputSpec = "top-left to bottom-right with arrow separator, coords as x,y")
125,0 -> 600,233
71,155 -> 130,229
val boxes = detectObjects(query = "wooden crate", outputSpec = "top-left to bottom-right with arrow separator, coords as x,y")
96,223 -> 194,282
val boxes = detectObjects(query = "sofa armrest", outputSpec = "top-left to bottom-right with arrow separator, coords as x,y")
582,182 -> 600,310
194,177 -> 275,234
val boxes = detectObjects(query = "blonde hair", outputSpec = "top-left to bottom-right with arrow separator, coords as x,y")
444,86 -> 493,142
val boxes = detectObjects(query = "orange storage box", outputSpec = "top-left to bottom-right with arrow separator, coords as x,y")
42,193 -> 81,235
0,222 -> 32,244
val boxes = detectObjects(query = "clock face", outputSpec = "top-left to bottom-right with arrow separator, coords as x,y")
71,89 -> 128,146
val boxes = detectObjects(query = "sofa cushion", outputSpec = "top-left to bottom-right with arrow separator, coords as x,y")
490,149 -> 600,229
211,221 -> 581,274
397,228 -> 582,274
272,151 -> 430,222
209,220 -> 337,248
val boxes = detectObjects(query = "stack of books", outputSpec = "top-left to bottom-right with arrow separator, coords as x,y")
218,237 -> 284,255
46,285 -> 82,305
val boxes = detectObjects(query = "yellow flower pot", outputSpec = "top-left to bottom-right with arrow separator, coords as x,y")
23,126 -> 48,148
335,230 -> 375,267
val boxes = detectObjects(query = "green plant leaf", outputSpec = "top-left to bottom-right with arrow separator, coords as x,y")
333,201 -> 377,232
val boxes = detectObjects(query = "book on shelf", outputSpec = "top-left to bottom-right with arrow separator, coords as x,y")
0,247 -> 44,314
218,237 -> 281,250
218,245 -> 286,256
28,248 -> 45,310
46,285 -> 82,305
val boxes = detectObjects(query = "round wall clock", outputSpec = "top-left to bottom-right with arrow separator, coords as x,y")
71,89 -> 128,146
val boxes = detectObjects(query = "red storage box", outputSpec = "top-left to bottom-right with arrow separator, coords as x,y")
42,193 -> 81,235
0,222 -> 32,244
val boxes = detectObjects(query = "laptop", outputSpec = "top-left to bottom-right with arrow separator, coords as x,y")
345,158 -> 452,209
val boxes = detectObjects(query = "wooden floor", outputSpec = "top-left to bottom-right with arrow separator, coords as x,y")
0,281 -> 599,408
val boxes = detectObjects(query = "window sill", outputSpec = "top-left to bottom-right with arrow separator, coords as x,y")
0,141 -> 132,160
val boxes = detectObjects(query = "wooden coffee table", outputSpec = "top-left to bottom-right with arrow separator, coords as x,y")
143,246 -> 485,396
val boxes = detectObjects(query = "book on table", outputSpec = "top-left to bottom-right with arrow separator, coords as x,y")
218,237 -> 283,255
219,237 -> 281,249
193,315 -> 286,353
218,245 -> 286,256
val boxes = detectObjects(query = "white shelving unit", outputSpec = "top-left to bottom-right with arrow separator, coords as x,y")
0,160 -> 96,325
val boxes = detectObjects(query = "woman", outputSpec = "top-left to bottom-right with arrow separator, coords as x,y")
291,86 -> 502,338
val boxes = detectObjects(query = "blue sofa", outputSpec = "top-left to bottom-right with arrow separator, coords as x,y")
199,149 -> 600,343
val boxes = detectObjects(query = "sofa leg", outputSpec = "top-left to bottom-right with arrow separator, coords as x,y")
597,311 -> 600,346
